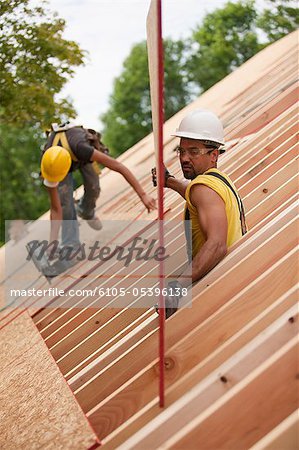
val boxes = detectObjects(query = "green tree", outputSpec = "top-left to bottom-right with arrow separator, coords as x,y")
0,0 -> 86,244
188,1 -> 262,92
0,0 -> 86,127
0,125 -> 48,245
257,0 -> 299,42
188,0 -> 298,93
101,39 -> 193,156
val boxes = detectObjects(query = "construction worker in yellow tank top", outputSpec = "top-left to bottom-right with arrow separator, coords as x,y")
152,109 -> 247,318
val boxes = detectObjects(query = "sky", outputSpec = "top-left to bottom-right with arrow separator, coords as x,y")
44,0 -> 265,130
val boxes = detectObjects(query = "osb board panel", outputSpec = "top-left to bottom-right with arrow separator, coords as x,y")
0,312 -> 98,450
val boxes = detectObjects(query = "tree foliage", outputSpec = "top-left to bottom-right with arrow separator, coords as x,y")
256,0 -> 299,42
188,1 -> 262,91
0,125 -> 48,245
0,0 -> 86,244
0,0 -> 86,127
101,39 -> 194,156
188,0 -> 298,91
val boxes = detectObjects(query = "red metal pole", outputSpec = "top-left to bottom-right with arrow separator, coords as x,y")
157,0 -> 165,408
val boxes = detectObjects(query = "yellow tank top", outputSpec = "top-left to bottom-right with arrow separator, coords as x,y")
184,168 -> 242,259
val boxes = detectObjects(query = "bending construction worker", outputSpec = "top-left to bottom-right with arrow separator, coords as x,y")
152,109 -> 247,318
41,122 -> 156,275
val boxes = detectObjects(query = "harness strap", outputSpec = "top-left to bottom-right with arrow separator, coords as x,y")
52,131 -> 79,162
207,172 -> 247,236
92,160 -> 101,175
184,207 -> 192,264
52,131 -> 101,174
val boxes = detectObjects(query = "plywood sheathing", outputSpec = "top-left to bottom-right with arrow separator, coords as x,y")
0,312 -> 98,450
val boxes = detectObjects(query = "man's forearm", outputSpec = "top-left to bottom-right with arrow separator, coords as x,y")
50,210 -> 62,243
166,177 -> 189,198
120,164 -> 146,198
47,187 -> 62,243
178,239 -> 227,288
92,150 -> 146,199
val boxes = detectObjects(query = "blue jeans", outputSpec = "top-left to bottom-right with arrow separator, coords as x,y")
77,163 -> 101,219
58,163 -> 100,249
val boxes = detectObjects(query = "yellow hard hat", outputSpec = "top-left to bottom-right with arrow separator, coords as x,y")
41,146 -> 72,182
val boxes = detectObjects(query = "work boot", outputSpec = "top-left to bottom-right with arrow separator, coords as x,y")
85,215 -> 103,230
42,255 -> 80,279
76,204 -> 103,230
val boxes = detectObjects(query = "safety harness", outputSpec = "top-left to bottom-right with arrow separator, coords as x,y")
52,131 -> 79,162
184,171 -> 247,263
49,125 -> 101,175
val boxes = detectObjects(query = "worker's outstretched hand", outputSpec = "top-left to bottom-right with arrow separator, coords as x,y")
151,166 -> 174,187
141,193 -> 157,213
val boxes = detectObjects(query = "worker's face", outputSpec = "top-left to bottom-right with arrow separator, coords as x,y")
178,138 -> 219,179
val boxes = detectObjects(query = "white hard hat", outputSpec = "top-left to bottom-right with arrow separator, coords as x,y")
173,109 -> 225,152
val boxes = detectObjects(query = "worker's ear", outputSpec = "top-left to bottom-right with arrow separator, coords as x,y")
210,149 -> 219,164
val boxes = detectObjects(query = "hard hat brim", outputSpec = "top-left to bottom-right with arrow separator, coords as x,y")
171,132 -> 226,153
171,131 -> 225,146
41,168 -> 66,183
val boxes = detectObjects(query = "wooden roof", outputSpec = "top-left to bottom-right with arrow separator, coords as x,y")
0,30 -> 298,449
